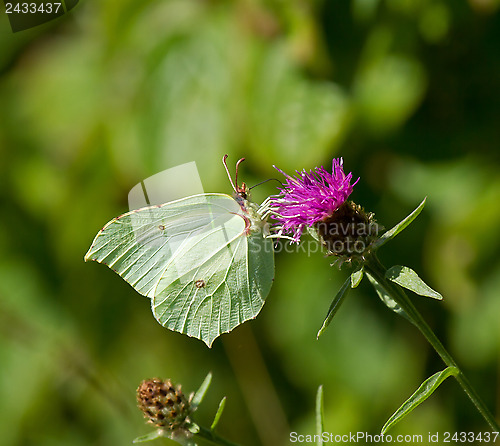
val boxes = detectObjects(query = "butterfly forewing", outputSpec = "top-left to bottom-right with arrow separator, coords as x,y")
85,194 -> 239,296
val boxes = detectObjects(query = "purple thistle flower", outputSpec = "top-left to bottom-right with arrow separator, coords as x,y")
270,158 -> 359,242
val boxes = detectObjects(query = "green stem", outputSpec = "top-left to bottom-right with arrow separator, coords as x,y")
365,253 -> 499,431
195,426 -> 241,446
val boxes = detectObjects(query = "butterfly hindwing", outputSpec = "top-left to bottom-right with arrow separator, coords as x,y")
152,205 -> 274,346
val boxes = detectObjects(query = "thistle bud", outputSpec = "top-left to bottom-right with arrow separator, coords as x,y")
136,378 -> 193,434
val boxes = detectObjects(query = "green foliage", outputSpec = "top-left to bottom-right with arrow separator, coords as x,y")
315,386 -> 324,446
365,271 -> 413,325
192,372 -> 212,410
381,367 -> 459,434
210,397 -> 226,432
350,268 -> 364,288
373,198 -> 426,250
133,431 -> 163,443
364,198 -> 431,322
386,265 -> 442,300
317,267 -> 365,338
316,276 -> 351,338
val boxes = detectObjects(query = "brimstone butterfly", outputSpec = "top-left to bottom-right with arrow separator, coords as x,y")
84,156 -> 274,347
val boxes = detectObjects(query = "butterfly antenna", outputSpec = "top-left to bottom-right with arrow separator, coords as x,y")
234,157 -> 246,192
222,154 -> 238,193
249,178 -> 283,190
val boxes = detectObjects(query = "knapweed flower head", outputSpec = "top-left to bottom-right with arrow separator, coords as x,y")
270,158 -> 358,243
270,158 -> 379,264
137,378 -> 194,436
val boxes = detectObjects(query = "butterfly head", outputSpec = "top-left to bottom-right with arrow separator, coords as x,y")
236,182 -> 249,200
223,154 -> 273,237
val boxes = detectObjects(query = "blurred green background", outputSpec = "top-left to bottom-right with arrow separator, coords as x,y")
1,1 -> 499,445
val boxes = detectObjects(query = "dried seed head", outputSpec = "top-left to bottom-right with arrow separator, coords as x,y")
137,378 -> 193,433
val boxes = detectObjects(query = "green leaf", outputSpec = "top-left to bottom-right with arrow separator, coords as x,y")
365,272 -> 413,325
306,225 -> 320,242
351,268 -> 364,288
316,385 -> 325,446
210,397 -> 226,432
133,430 -> 164,443
187,422 -> 200,435
317,276 -> 351,338
386,266 -> 442,300
192,372 -> 212,409
373,198 -> 426,250
381,367 -> 459,434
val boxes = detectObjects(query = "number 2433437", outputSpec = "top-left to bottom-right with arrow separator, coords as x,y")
5,3 -> 62,14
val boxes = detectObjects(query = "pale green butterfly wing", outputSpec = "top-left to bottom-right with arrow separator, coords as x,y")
84,193 -> 274,346
85,193 -> 227,298
152,202 -> 273,347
